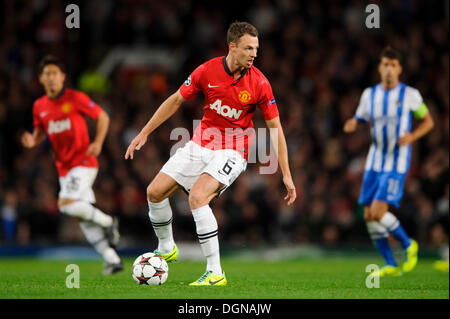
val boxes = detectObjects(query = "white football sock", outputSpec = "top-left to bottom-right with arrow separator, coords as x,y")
379,211 -> 411,249
60,201 -> 112,228
79,221 -> 120,264
148,199 -> 175,253
366,221 -> 388,240
378,211 -> 400,231
192,205 -> 222,275
102,247 -> 121,264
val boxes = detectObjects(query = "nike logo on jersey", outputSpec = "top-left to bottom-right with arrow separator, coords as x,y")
48,118 -> 71,134
208,83 -> 220,88
40,111 -> 49,118
210,99 -> 242,119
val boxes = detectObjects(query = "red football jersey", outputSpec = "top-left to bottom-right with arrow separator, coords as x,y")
179,56 -> 279,160
32,88 -> 102,177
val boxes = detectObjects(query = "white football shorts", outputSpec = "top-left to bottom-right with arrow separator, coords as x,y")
160,141 -> 247,196
58,166 -> 98,203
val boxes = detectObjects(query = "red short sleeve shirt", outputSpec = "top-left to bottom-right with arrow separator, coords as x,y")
32,88 -> 103,176
179,56 -> 279,160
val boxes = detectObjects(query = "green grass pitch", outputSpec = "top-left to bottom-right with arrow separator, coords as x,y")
0,257 -> 448,299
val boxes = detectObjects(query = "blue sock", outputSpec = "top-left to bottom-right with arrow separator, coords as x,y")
390,225 -> 411,249
379,212 -> 411,250
373,237 -> 397,267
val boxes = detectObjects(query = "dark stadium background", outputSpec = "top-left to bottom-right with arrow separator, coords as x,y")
0,0 -> 448,258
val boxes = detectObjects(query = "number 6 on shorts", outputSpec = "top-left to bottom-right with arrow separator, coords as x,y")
220,159 -> 235,175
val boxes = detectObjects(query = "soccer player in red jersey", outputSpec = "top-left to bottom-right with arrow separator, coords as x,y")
125,22 -> 296,285
21,55 -> 123,275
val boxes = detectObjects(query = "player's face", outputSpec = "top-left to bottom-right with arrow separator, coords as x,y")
39,64 -> 66,96
378,57 -> 402,86
230,34 -> 259,68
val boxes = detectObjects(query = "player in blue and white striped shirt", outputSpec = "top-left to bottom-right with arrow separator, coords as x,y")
344,47 -> 434,277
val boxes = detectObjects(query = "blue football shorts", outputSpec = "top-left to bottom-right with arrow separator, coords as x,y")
358,170 -> 407,208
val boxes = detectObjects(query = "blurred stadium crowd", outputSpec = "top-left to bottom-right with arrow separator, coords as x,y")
0,0 -> 448,251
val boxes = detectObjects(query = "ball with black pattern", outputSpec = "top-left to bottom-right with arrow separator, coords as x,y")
132,252 -> 169,285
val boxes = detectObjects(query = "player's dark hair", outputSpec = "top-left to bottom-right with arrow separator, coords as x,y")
380,46 -> 403,64
227,21 -> 258,44
38,55 -> 65,74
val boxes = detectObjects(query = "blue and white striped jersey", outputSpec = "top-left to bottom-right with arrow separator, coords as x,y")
355,82 -> 423,174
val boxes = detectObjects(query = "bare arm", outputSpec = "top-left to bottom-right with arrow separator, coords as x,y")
265,116 -> 297,205
343,117 -> 365,133
398,112 -> 434,146
21,128 -> 46,148
86,110 -> 110,157
125,89 -> 185,159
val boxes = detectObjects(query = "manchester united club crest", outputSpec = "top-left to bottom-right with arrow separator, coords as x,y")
238,90 -> 252,103
61,102 -> 72,114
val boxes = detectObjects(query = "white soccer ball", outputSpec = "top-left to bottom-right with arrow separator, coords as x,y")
132,252 -> 169,285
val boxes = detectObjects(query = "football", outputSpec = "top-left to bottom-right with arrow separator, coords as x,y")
132,252 -> 169,285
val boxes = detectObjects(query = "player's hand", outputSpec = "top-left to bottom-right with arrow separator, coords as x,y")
397,132 -> 415,146
86,141 -> 102,157
125,133 -> 148,160
21,131 -> 36,148
343,118 -> 358,133
283,175 -> 297,206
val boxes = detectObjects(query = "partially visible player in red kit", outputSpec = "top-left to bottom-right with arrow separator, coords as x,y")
21,55 -> 123,275
125,22 -> 297,286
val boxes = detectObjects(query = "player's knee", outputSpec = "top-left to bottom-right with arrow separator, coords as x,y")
373,211 -> 385,221
57,198 -> 75,210
147,184 -> 166,203
363,207 -> 373,221
188,191 -> 207,210
369,206 -> 384,221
